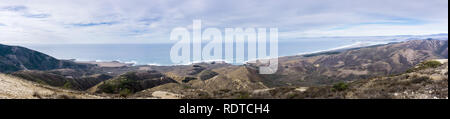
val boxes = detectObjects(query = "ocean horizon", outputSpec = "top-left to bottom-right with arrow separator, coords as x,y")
21,38 -> 404,66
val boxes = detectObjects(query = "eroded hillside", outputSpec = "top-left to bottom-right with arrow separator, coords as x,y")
0,73 -> 105,99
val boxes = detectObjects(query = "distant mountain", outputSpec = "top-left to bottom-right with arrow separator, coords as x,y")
0,44 -> 94,73
252,39 -> 448,87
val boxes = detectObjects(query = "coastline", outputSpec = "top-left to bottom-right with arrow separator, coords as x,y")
73,40 -> 400,67
75,61 -> 134,68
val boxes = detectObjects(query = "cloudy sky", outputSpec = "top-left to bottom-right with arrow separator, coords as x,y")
0,0 -> 448,44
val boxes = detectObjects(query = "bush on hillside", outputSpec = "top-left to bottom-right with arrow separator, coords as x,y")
332,82 -> 349,91
407,60 -> 442,73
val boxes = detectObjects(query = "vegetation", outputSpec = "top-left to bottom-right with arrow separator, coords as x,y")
1,39 -> 448,99
63,82 -> 73,89
182,77 -> 197,83
98,78 -> 139,94
303,51 -> 341,57
410,76 -> 430,84
237,92 -> 250,99
332,82 -> 349,91
407,60 -> 443,73
182,85 -> 193,89
119,88 -> 132,97
199,70 -> 219,80
95,71 -> 177,95
421,60 -> 443,68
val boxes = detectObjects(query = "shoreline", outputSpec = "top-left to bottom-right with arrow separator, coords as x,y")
75,61 -> 135,68
73,40 -> 399,68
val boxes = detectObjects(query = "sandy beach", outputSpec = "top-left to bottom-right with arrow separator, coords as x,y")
76,61 -> 134,68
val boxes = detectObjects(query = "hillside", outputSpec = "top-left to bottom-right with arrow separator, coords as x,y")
253,39 -> 448,87
133,65 -> 268,99
132,39 -> 448,99
89,70 -> 177,97
245,59 -> 448,99
0,44 -> 94,73
12,70 -> 112,91
0,73 -> 105,99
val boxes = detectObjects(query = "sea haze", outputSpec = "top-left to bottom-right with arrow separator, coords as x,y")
23,38 -> 408,66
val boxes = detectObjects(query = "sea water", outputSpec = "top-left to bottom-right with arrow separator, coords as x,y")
23,38 -> 399,66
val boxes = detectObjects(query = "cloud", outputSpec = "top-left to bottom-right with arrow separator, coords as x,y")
1,5 -> 27,11
23,13 -> 51,18
1,5 -> 51,18
72,21 -> 119,27
0,0 -> 447,44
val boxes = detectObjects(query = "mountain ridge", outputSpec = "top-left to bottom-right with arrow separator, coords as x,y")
0,44 -> 95,73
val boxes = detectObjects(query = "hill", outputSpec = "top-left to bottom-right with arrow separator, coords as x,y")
12,70 -> 112,90
253,39 -> 448,87
246,59 -> 448,99
89,70 -> 177,97
0,44 -> 94,73
132,39 -> 448,99
0,73 -> 105,99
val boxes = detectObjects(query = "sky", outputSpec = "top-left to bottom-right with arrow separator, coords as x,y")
0,0 -> 448,44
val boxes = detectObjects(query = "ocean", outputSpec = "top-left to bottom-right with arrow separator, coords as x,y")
23,39 -> 399,66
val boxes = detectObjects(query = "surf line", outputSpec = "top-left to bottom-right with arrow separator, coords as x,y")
179,103 -> 214,116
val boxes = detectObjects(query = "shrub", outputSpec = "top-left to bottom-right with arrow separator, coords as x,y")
422,61 -> 442,68
197,91 -> 211,99
332,82 -> 349,91
219,89 -> 231,93
32,92 -> 42,99
405,68 -> 415,73
97,79 -> 138,94
406,60 -> 442,73
237,92 -> 250,99
63,82 -> 73,89
56,94 -> 73,99
199,70 -> 219,80
303,52 -> 340,57
287,93 -> 299,99
182,85 -> 193,89
182,77 -> 197,83
98,83 -> 116,93
411,76 -> 430,84
119,88 -> 132,97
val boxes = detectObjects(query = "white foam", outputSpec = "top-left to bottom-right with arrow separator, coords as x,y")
146,63 -> 162,66
124,60 -> 138,65
297,40 -> 394,56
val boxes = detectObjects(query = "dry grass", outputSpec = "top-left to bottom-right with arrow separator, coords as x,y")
0,73 -> 106,99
